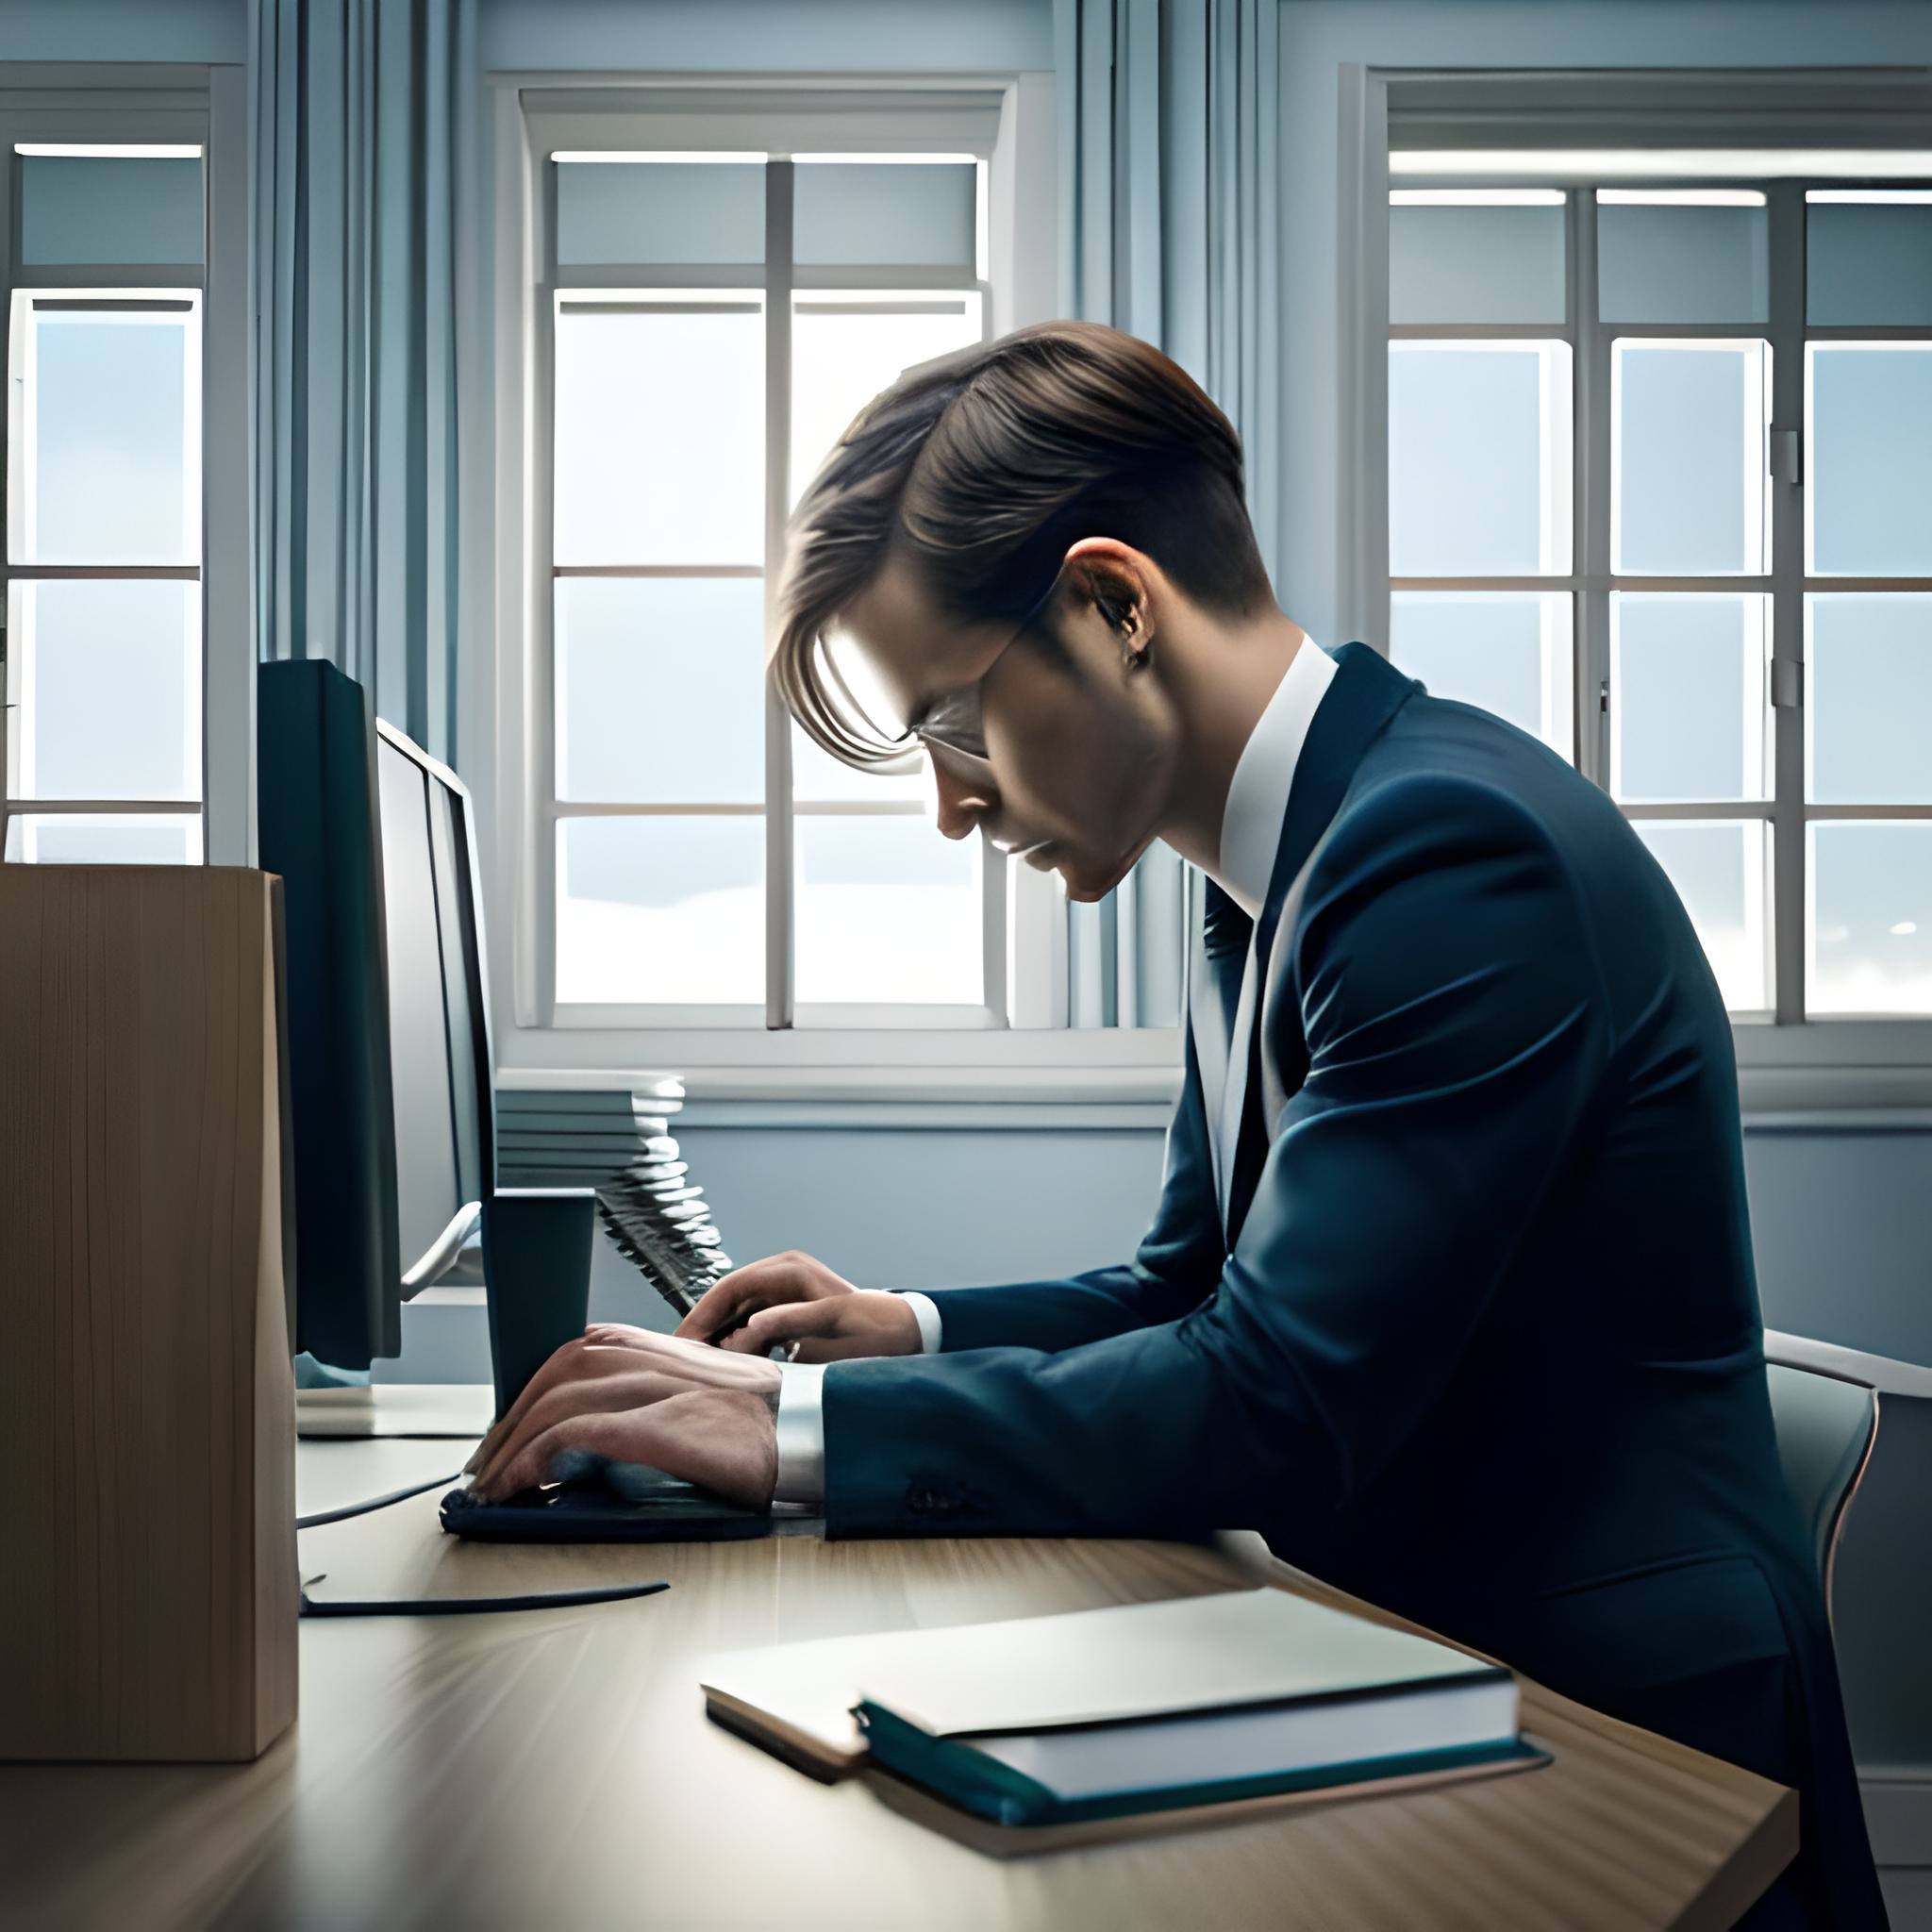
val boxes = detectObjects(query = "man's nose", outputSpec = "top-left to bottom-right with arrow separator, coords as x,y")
931,758 -> 996,841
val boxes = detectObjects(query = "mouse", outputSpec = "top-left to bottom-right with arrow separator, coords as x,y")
504,1445 -> 720,1507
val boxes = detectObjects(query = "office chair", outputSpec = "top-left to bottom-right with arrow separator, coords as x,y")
1763,1329 -> 1932,1625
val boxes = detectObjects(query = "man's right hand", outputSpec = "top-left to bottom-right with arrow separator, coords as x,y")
674,1250 -> 923,1362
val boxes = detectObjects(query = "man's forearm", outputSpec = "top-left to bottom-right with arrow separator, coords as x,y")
918,1264 -> 1208,1354
817,1318 -> 1277,1539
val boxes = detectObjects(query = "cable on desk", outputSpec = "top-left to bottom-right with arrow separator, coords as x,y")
297,1477 -> 674,1616
297,1471 -> 462,1528
299,1579 -> 670,1618
296,1429 -> 488,1441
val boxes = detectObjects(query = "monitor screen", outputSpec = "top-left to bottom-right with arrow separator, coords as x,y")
375,729 -> 491,1288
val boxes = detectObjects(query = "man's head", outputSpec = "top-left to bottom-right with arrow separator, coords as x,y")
772,321 -> 1276,901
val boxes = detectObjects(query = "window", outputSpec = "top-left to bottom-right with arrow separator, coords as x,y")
540,145 -> 1002,1027
3,141 -> 208,865
1388,181 -> 1932,1023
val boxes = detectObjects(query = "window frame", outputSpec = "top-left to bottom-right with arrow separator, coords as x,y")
0,64 -> 252,870
541,161 -> 1003,1034
478,74 -> 1186,1096
1341,65 -> 1932,1109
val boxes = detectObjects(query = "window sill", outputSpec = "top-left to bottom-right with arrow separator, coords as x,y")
497,1053 -> 1184,1129
494,1024 -> 1932,1124
496,1020 -> 1184,1077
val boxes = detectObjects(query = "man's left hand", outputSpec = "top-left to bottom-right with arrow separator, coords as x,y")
467,1327 -> 780,1508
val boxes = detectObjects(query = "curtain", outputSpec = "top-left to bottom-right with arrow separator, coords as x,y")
1053,0 -> 1281,1026
251,0 -> 476,764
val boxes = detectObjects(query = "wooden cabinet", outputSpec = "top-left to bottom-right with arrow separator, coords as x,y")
0,867 -> 297,1761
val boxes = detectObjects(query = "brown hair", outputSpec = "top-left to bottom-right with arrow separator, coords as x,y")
772,319 -> 1274,767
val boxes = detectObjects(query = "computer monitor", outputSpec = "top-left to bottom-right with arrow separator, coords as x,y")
258,658 -> 495,1369
374,717 -> 495,1291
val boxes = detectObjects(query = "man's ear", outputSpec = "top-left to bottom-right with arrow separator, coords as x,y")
1074,556 -> 1152,662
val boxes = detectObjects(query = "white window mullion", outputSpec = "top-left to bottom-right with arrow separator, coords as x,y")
1574,188 -> 1610,789
1767,182 -> 1807,1024
530,138 -> 559,1026
0,123 -> 10,827
763,158 -> 795,1030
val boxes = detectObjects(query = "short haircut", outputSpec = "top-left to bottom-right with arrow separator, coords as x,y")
773,319 -> 1274,767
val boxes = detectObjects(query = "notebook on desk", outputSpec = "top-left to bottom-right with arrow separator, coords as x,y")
700,1588 -> 1547,1847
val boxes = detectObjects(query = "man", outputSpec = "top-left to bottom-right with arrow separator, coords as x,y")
474,323 -> 1884,1927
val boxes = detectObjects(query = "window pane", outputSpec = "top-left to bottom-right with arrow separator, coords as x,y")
20,156 -> 203,266
795,812 -> 980,1005
1597,197 -> 1768,325
1612,340 -> 1768,576
794,161 -> 977,269
555,159 -> 764,266
553,300 -> 763,566
791,724 -> 927,804
1611,594 -> 1768,804
7,579 -> 199,801
4,811 -> 201,864
1807,196 -> 1932,326
1807,595 -> 1932,806
1388,342 -> 1572,575
1633,821 -> 1772,1013
16,299 -> 198,565
1389,591 -> 1572,758
1808,822 -> 1932,1016
791,293 -> 983,509
555,576 -> 764,804
1807,344 -> 1932,577
1388,200 -> 1565,325
555,816 -> 762,1006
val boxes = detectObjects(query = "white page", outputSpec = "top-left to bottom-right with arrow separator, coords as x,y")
701,1589 -> 1502,1756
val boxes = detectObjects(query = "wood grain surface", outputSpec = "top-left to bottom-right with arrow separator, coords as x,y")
0,1428 -> 1794,1930
0,866 -> 297,1762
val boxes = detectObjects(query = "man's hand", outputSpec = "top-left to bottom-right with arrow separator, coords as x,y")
466,1327 -> 778,1508
674,1250 -> 923,1362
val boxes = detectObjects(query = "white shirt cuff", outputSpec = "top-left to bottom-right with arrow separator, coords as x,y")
772,1296 -> 941,1507
772,1360 -> 826,1506
897,1290 -> 943,1354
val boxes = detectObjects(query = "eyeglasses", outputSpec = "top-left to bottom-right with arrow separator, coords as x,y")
900,568 -> 1064,766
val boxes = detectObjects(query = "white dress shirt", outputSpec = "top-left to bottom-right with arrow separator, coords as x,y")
771,639 -> 1335,1507
1210,638 -> 1336,1217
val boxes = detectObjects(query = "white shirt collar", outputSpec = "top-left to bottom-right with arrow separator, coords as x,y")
1212,639 -> 1337,920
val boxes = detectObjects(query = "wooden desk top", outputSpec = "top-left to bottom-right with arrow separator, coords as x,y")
0,1431 -> 1794,1932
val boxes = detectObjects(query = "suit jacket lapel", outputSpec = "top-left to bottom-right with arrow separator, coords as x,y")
1223,643 -> 1420,1245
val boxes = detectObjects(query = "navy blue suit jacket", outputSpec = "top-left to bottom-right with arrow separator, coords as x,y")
822,642 -> 1884,1927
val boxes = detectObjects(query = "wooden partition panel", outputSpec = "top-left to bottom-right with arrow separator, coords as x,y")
0,867 -> 297,1761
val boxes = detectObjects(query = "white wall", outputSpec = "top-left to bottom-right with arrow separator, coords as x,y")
479,0 -> 1052,74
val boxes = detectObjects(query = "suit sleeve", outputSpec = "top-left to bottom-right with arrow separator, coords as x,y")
907,1012 -> 1229,1354
821,775 -> 1612,1540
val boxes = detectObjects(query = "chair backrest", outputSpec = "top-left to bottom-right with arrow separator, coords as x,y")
1764,1362 -> 1878,1622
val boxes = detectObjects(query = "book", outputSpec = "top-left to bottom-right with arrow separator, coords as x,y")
701,1587 -> 1540,1832
858,1667 -> 1524,1827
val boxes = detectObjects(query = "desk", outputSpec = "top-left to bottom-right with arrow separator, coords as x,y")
0,1414 -> 1795,1930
